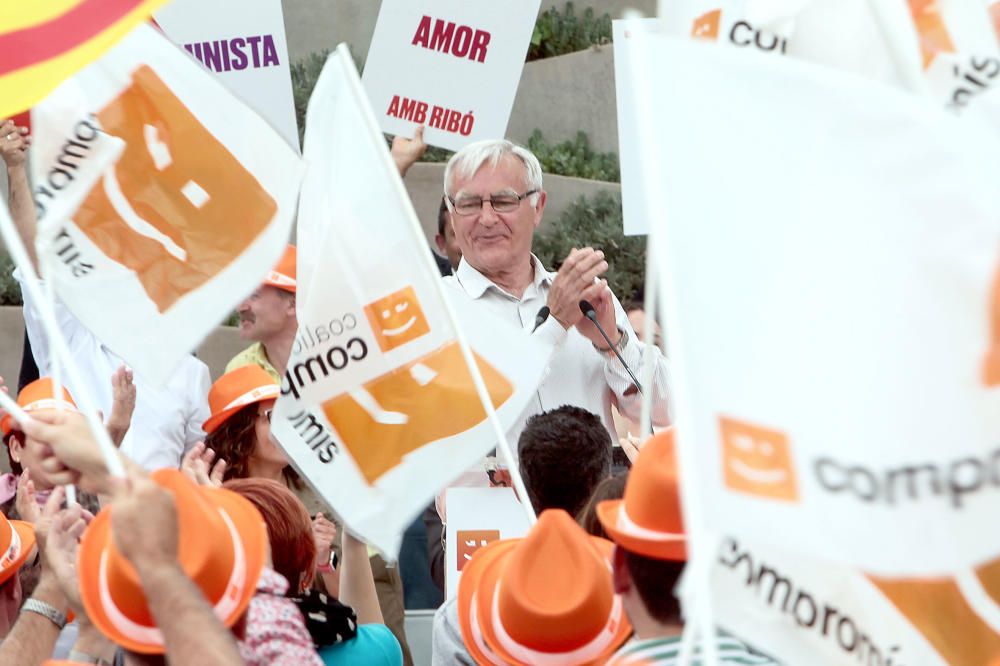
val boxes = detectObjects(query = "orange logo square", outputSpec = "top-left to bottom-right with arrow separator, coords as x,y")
323,341 -> 513,484
76,65 -> 276,313
364,286 -> 431,352
456,530 -> 500,571
719,416 -> 797,502
691,9 -> 722,40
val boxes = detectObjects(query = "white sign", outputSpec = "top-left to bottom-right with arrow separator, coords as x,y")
628,35 -> 1000,574
444,487 -> 531,598
270,47 -> 546,557
29,24 -> 304,386
362,0 -> 541,150
154,0 -> 300,151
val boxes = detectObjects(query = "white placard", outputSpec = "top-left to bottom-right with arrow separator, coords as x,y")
154,0 -> 300,152
445,487 -> 531,598
362,0 -> 541,150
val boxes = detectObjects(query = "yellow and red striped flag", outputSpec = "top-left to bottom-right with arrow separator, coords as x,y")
0,0 -> 169,117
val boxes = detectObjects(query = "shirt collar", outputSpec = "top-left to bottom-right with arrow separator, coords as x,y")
455,254 -> 554,300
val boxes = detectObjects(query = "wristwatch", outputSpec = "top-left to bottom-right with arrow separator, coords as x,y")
21,599 -> 67,629
318,550 -> 339,573
593,326 -> 628,355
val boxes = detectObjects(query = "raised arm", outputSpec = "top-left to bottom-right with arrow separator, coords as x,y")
1,119 -> 38,271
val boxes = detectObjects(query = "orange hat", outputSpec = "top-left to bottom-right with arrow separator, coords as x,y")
597,429 -> 686,561
457,510 -> 631,666
78,469 -> 267,654
1,377 -> 79,440
203,365 -> 280,434
0,511 -> 35,586
263,244 -> 296,293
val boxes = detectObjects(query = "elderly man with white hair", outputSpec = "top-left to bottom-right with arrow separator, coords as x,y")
441,139 -> 671,456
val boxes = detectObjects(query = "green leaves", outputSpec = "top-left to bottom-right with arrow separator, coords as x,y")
528,129 -> 619,182
534,192 -> 645,301
0,254 -> 22,306
527,2 -> 613,62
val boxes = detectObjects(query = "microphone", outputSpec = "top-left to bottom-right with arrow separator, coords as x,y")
532,305 -> 550,333
579,300 -> 644,395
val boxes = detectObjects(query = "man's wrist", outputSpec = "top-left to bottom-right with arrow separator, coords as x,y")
134,558 -> 184,587
593,326 -> 627,354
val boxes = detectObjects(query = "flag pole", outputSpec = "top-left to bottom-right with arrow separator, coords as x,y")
620,12 -> 719,663
0,205 -> 125,479
638,238 -> 658,438
37,238 -> 77,505
335,44 -> 537,526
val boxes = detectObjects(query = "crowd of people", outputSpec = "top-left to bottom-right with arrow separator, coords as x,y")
0,114 -> 767,665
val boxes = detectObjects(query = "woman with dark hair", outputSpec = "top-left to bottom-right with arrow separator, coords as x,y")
224,478 -> 403,666
201,365 -> 298,487
579,472 -> 628,540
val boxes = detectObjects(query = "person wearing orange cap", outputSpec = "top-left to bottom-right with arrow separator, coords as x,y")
227,244 -> 299,382
201,365 -> 290,486
597,431 -> 774,665
450,509 -> 631,665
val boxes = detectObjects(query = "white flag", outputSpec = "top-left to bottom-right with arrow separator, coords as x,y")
271,46 -> 546,556
29,24 -> 304,386
627,35 -> 1000,575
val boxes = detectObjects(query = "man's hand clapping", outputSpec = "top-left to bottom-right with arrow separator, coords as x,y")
545,247 -> 620,347
0,120 -> 30,168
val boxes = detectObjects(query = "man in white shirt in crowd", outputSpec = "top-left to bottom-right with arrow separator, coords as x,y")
441,139 -> 671,452
1,118 -> 210,471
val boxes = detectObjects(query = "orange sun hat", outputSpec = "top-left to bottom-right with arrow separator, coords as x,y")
0,511 -> 36,586
597,429 -> 686,561
78,468 -> 267,654
203,365 -> 280,434
457,510 -> 631,666
263,244 -> 296,293
0,377 -> 79,440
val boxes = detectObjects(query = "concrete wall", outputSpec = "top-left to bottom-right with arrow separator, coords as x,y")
507,45 -> 617,153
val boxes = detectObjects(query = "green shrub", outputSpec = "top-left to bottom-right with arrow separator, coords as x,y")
528,2 -> 612,61
533,191 -> 645,301
528,129 -> 619,182
0,254 -> 22,306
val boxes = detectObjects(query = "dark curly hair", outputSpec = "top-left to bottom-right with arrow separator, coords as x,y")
204,404 -> 300,489
517,405 -> 612,517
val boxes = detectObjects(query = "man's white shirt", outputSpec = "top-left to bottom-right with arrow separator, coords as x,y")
443,255 -> 671,454
15,269 -> 211,470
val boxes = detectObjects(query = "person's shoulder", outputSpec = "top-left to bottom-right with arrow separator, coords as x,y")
319,623 -> 403,666
226,343 -> 260,371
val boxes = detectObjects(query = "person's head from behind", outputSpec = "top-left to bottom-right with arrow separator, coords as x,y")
237,244 -> 297,342
443,139 -> 547,278
517,405 -> 611,516
203,366 -> 289,483
435,196 -> 462,270
1,378 -> 80,491
223,477 -> 316,595
597,430 -> 687,637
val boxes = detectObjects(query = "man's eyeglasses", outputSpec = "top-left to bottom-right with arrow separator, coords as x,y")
260,408 -> 273,423
448,189 -> 539,216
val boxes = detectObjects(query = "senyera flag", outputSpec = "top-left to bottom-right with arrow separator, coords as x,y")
271,45 -> 546,557
29,23 -> 305,386
626,36 -> 1000,576
0,0 -> 170,118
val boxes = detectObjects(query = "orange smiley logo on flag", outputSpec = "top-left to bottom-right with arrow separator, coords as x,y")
869,558 -> 1000,665
457,530 -> 500,571
719,416 -> 798,502
985,261 -> 1000,387
322,341 -> 513,484
691,9 -> 722,41
73,65 -> 276,313
364,286 -> 431,352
